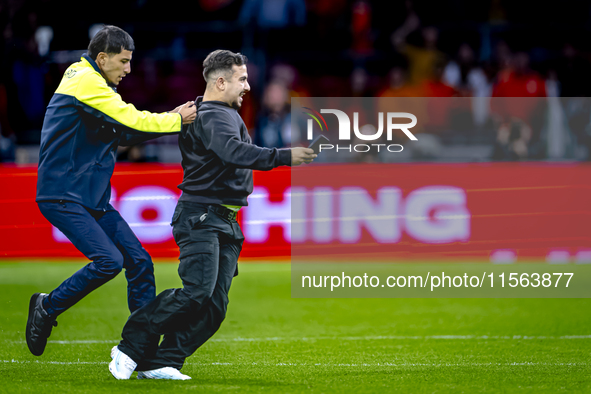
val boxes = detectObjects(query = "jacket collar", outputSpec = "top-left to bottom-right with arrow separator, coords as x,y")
81,53 -> 117,91
199,100 -> 233,110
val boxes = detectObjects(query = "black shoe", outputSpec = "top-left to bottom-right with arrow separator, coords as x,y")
26,293 -> 58,356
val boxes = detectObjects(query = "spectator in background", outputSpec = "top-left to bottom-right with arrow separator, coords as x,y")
421,58 -> 458,97
420,58 -> 459,135
268,62 -> 310,105
254,82 -> 291,148
491,40 -> 512,76
378,66 -> 420,97
491,50 -> 547,159
443,43 -> 491,97
390,5 -> 445,86
491,116 -> 532,161
443,43 -> 492,128
238,0 -> 307,120
492,51 -> 546,98
491,50 -> 546,126
377,66 -> 427,137
267,63 -> 313,147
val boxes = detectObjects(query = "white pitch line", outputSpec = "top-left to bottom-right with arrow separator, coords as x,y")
214,334 -> 591,341
1,359 -> 587,368
338,334 -> 591,340
2,359 -> 108,365
49,340 -> 115,344
6,334 -> 591,345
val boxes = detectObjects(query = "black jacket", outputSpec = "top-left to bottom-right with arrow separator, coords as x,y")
178,99 -> 291,206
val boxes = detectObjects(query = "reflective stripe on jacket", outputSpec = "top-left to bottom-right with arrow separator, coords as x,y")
36,54 -> 181,210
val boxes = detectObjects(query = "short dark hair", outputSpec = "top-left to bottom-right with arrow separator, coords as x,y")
202,50 -> 248,83
88,25 -> 135,60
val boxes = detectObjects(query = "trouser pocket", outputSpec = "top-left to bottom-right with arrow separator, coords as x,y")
178,241 -> 218,292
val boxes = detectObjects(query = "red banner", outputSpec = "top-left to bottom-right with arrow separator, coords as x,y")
1,163 -> 589,262
290,163 -> 590,262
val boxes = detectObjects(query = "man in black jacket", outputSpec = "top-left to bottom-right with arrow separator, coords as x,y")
109,50 -> 316,380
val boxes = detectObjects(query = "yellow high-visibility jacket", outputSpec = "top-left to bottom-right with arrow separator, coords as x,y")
36,54 -> 182,210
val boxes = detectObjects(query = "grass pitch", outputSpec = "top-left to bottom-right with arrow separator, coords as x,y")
1,261 -> 590,393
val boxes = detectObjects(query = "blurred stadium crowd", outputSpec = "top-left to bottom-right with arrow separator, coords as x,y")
2,0 -> 591,163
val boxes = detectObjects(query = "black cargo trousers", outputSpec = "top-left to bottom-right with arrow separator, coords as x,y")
117,201 -> 243,371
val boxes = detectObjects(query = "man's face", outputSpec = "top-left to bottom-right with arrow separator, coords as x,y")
97,50 -> 132,86
224,64 -> 250,110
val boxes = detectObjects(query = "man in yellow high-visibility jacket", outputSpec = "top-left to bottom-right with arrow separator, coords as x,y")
26,25 -> 196,357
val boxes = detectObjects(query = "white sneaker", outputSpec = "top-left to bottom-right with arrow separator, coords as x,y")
109,346 -> 137,380
137,367 -> 191,380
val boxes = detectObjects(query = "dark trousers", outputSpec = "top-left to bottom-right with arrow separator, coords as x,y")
118,201 -> 243,371
37,201 -> 156,317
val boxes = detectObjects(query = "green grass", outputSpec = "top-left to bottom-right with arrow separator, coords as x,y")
1,261 -> 590,393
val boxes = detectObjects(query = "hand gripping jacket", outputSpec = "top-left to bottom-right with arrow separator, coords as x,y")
36,54 -> 182,210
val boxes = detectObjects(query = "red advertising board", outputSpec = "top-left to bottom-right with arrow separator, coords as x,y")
0,163 -> 589,262
0,163 -> 290,259
290,163 -> 590,262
